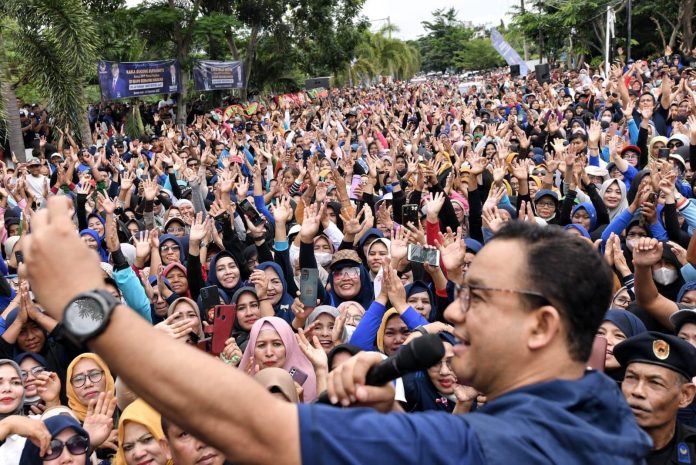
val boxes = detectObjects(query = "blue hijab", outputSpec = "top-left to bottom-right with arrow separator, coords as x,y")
571,202 -> 598,231
256,261 -> 294,324
20,415 -> 89,465
159,233 -> 187,264
677,281 -> 696,303
603,309 -> 647,338
405,280 -> 436,321
86,213 -> 105,239
79,229 -> 108,262
326,263 -> 374,310
564,223 -> 591,239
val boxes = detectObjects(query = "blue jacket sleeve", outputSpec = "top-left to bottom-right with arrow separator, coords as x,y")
628,119 -> 639,145
401,307 -> 429,329
349,301 -> 387,351
649,222 -> 668,241
113,267 -> 153,323
254,195 -> 274,225
678,199 -> 696,235
622,164 -> 638,189
601,208 -> 635,245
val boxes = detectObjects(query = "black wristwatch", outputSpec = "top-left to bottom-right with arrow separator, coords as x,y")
62,289 -> 120,345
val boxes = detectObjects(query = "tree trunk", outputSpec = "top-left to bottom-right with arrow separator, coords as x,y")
0,31 -> 26,162
680,0 -> 695,53
241,25 -> 259,99
77,86 -> 92,146
176,50 -> 188,127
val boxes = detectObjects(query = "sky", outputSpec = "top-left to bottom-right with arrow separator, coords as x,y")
363,0 -> 520,40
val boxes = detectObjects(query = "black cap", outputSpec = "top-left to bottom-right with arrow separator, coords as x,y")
670,309 -> 696,333
614,331 -> 696,380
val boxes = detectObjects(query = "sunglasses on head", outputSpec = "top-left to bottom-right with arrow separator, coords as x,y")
44,434 -> 89,461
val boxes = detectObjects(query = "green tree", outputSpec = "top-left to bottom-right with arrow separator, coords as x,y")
455,38 -> 505,70
0,0 -> 99,156
417,8 -> 473,72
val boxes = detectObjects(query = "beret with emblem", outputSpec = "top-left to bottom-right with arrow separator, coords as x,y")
614,331 -> 696,380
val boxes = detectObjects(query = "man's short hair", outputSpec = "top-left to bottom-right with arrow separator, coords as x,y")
491,222 -> 613,362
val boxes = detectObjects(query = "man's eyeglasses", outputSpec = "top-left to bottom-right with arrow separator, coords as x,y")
20,366 -> 45,380
454,283 -> 549,313
44,434 -> 89,461
334,267 -> 360,279
71,369 -> 104,388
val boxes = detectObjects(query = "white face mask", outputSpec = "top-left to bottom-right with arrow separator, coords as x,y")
315,252 -> 332,267
625,239 -> 638,251
601,116 -> 611,123
653,267 -> 678,286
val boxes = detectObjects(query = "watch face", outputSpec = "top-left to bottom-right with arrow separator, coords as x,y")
67,297 -> 106,336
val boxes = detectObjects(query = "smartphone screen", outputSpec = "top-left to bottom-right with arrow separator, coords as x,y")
407,244 -> 440,267
238,199 -> 264,226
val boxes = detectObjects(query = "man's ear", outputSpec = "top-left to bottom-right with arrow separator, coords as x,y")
527,305 -> 562,352
679,382 -> 696,409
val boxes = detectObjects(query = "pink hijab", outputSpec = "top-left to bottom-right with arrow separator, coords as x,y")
238,317 -> 317,403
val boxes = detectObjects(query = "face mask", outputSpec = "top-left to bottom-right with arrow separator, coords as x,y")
653,267 -> 678,286
625,239 -> 638,251
601,116 -> 611,123
315,252 -> 332,267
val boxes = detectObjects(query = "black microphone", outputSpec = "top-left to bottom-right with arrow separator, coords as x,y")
316,334 -> 445,405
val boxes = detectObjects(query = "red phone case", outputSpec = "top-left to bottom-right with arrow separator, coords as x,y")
211,305 -> 236,355
587,336 -> 607,372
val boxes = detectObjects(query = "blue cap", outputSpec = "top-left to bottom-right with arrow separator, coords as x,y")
464,238 -> 483,253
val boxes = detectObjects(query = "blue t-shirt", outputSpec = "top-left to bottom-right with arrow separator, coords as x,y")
298,405 -> 485,464
297,371 -> 651,465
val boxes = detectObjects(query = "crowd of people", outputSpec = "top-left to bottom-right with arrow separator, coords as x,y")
2,45 -> 696,464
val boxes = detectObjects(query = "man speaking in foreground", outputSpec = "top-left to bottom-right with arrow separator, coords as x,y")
20,198 -> 651,464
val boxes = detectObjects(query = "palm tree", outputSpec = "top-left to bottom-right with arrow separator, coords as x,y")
0,0 -> 99,151
336,27 -> 420,86
0,26 -> 23,160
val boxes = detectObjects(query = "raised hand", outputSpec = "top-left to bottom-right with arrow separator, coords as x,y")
249,269 -> 269,300
300,201 -> 325,243
482,205 -> 505,233
97,193 -> 117,215
425,192 -> 445,223
295,328 -> 329,370
82,391 -> 117,448
390,226 -> 409,263
189,212 -> 210,244
34,371 -> 61,406
133,230 -> 151,261
632,237 -> 663,267
382,261 -> 408,312
271,196 -> 293,224
143,177 -> 159,201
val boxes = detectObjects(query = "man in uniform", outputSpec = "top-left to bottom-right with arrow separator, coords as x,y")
616,332 -> 696,464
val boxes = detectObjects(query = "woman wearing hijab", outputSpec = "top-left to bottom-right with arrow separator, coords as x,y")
114,398 -> 171,465
303,306 -> 346,354
327,344 -> 362,372
596,309 -> 647,383
402,333 -> 459,413
13,353 -> 49,415
19,415 -> 90,465
165,297 -> 204,345
336,302 -> 365,340
66,353 -> 115,422
205,251 -> 243,305
0,360 -> 24,427
599,178 -> 629,221
79,229 -> 108,262
254,368 -> 300,403
405,281 -> 436,321
158,234 -> 187,267
255,262 -> 294,324
366,238 -> 391,281
159,262 -> 191,304
238,317 -> 317,403
230,287 -> 262,352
